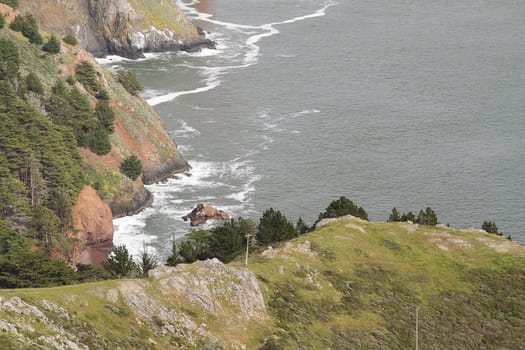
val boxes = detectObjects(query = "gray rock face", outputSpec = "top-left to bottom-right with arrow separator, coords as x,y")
150,259 -> 268,320
18,0 -> 214,59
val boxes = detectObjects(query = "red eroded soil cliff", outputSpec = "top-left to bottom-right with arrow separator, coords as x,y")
71,186 -> 114,264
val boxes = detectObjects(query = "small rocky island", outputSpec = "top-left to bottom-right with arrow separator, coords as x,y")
182,203 -> 230,226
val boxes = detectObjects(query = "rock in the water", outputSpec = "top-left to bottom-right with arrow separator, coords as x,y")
182,203 -> 229,226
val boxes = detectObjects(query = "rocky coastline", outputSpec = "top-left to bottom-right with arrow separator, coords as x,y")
142,158 -> 190,185
18,0 -> 215,60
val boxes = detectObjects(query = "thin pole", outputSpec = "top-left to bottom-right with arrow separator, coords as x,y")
416,306 -> 419,350
245,234 -> 251,266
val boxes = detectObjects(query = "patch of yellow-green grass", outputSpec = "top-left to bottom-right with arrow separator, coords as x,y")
244,218 -> 525,349
127,0 -> 198,38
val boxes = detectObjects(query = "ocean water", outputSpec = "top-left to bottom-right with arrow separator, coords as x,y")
101,0 -> 525,258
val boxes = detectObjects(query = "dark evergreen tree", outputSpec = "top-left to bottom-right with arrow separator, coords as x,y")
388,207 -> 401,222
0,38 -> 20,82
9,14 -> 42,45
166,240 -> 183,266
482,220 -> 501,236
136,244 -> 159,277
257,208 -> 296,245
296,217 -> 309,235
120,155 -> 143,180
0,12 -> 5,29
400,211 -> 416,222
30,204 -> 60,246
42,35 -> 61,54
95,99 -> 115,133
117,70 -> 144,96
67,86 -> 95,147
0,250 -> 79,288
414,207 -> 438,226
89,123 -> 111,155
102,245 -> 137,278
75,60 -> 102,94
208,217 -> 255,263
76,263 -> 109,282
175,230 -> 212,264
318,196 -> 368,221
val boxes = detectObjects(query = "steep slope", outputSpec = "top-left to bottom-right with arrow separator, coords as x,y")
16,0 -> 213,58
0,8 -> 188,264
0,219 -> 523,349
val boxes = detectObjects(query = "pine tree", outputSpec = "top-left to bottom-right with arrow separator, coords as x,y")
95,99 -> 115,133
120,155 -> 143,180
42,35 -> 61,54
296,217 -> 309,234
388,207 -> 401,222
89,123 -> 111,155
103,245 -> 137,278
318,196 -> 368,221
257,208 -> 296,245
117,70 -> 144,96
136,243 -> 159,277
10,14 -> 42,45
208,217 -> 255,262
482,220 -> 500,236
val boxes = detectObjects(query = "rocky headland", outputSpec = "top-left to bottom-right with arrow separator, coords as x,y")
0,1 -> 192,264
17,0 -> 214,58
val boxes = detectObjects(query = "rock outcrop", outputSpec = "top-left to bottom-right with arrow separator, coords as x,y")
0,259 -> 268,349
71,186 -> 114,265
149,259 -> 267,320
17,0 -> 214,58
182,203 -> 230,226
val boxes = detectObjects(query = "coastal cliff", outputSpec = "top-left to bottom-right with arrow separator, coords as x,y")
17,0 -> 214,58
0,218 -> 524,349
0,4 -> 188,263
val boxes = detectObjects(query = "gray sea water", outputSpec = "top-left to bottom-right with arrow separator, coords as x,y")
102,0 -> 525,258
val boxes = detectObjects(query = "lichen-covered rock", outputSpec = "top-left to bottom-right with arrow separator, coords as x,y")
150,259 -> 268,321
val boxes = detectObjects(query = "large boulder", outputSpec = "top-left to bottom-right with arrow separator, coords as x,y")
182,203 -> 229,226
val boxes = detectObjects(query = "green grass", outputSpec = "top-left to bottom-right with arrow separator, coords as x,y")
127,0 -> 198,37
246,219 -> 525,349
0,219 -> 523,349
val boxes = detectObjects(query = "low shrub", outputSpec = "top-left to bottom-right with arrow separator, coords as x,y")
120,155 -> 143,180
42,35 -> 61,54
63,34 -> 78,46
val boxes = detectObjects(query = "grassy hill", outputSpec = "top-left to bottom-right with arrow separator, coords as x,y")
1,218 -> 523,349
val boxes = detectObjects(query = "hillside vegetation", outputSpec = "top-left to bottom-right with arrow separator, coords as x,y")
0,218 -> 523,349
0,6 -> 187,266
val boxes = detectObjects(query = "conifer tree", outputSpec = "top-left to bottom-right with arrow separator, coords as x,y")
0,38 -> 20,82
42,35 -> 61,54
257,208 -> 296,245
